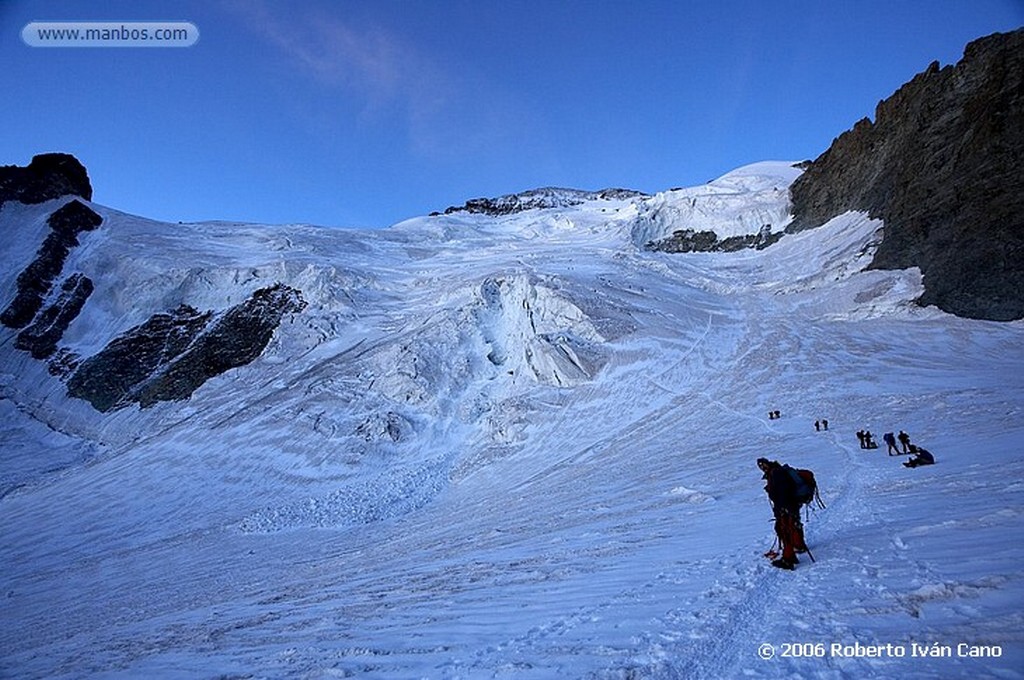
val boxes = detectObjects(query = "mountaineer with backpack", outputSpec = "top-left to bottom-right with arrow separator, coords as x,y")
884,432 -> 900,455
898,430 -> 911,453
757,458 -> 822,570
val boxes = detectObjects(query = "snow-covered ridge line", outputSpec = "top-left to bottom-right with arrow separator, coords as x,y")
438,185 -> 649,216
633,161 -> 804,250
0,160 -> 889,441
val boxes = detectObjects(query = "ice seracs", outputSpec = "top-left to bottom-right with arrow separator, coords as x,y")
632,161 -> 803,250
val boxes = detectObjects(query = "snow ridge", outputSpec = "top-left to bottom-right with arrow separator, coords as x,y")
631,161 -> 802,248
442,186 -> 648,216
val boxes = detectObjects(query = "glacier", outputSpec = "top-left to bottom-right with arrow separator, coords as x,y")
1,161 -> 1022,678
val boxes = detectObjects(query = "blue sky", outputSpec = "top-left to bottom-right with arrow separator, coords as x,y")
2,1 -> 1022,228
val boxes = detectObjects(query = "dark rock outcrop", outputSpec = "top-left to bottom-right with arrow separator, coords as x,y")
67,284 -> 306,412
1,200 -> 103,329
131,284 -> 307,409
789,29 -> 1024,321
0,153 -> 93,207
646,224 -> 782,253
47,348 -> 82,378
441,187 -> 648,216
66,304 -> 213,413
1,155 -> 310,415
15,273 -> 94,360
647,229 -> 719,253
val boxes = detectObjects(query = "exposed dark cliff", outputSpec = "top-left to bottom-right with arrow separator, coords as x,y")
15,273 -> 94,360
645,224 -> 784,253
1,154 -> 309,413
0,153 -> 93,207
65,304 -> 214,413
1,200 -> 102,330
67,285 -> 306,412
789,28 -> 1024,321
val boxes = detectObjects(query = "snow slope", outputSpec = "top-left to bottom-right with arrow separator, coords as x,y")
1,163 -> 1022,679
629,161 -> 802,247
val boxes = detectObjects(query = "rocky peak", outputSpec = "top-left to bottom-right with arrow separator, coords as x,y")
0,153 -> 93,207
788,28 -> 1024,321
440,187 -> 648,217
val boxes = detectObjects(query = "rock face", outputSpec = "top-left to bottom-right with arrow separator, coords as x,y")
0,153 -> 93,207
789,29 -> 1024,321
441,187 -> 647,216
66,305 -> 213,413
15,273 -> 94,360
1,154 -> 310,414
67,285 -> 307,412
646,224 -> 783,253
1,200 -> 102,330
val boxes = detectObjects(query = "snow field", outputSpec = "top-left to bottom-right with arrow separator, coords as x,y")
1,163 -> 1022,678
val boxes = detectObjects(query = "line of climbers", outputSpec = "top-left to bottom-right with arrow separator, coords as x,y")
858,428 -> 935,467
759,422 -> 937,570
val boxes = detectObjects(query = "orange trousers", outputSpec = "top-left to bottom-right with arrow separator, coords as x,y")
775,510 -> 806,561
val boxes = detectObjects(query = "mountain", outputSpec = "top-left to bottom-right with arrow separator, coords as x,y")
788,28 -> 1024,321
0,152 -> 93,206
2,157 -> 1022,679
2,33 -> 1023,680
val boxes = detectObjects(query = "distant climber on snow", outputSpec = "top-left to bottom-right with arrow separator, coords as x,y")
903,445 -> 935,468
757,457 -> 818,571
898,430 -> 911,453
884,432 -> 900,455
